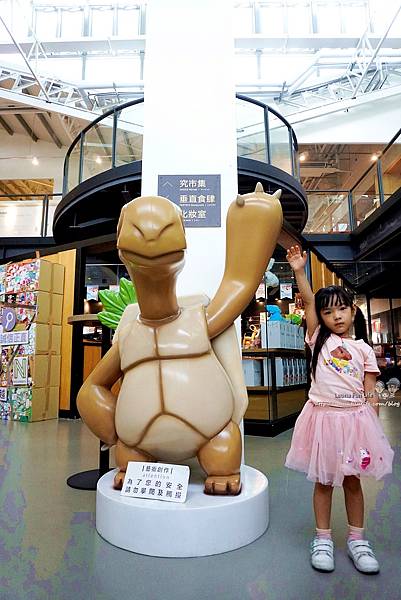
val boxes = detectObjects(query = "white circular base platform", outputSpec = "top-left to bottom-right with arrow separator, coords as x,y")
96,465 -> 269,557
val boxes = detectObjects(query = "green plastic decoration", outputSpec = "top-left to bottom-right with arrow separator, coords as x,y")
285,313 -> 302,326
98,278 -> 137,330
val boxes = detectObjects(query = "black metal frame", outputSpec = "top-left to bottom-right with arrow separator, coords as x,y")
68,247 -> 86,419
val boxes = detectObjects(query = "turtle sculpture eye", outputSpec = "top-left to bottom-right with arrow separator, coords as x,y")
131,223 -> 144,237
158,222 -> 174,237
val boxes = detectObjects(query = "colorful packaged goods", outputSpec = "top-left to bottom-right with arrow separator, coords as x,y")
0,258 -> 64,422
9,386 -> 32,422
0,386 -> 11,420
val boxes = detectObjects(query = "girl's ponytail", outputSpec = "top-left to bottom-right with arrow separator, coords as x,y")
353,305 -> 369,344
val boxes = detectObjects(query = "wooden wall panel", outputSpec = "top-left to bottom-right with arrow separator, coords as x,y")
311,252 -> 324,293
83,344 -> 102,381
45,250 -> 76,411
311,251 -> 342,292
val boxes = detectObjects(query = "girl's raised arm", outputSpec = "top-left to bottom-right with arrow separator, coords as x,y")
286,245 -> 319,339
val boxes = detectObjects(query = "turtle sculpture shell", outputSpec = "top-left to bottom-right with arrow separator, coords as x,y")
113,295 -> 248,464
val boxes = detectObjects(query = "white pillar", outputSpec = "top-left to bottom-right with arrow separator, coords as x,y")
141,0 -> 237,300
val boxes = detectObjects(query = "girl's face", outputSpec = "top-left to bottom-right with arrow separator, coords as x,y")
320,301 -> 355,336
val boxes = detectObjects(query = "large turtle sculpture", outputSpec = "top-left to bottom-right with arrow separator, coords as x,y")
77,183 -> 283,495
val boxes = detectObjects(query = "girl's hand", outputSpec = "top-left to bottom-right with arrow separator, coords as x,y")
286,245 -> 307,272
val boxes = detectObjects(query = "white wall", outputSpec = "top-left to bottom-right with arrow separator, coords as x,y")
292,94 -> 401,145
0,131 -> 66,193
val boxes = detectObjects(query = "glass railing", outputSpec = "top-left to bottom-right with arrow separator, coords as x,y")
380,130 -> 401,201
306,128 -> 401,233
115,102 -> 144,166
303,191 -> 351,233
64,95 -> 299,195
352,168 -> 380,228
236,95 -> 298,177
0,194 -> 62,237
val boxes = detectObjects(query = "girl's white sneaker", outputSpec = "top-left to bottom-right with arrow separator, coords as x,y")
347,539 -> 380,573
310,537 -> 335,572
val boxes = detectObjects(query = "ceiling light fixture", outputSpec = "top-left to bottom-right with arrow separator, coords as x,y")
371,154 -> 378,161
95,156 -> 102,164
32,156 -> 39,166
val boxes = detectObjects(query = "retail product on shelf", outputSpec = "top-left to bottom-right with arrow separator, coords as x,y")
0,264 -> 6,300
0,258 -> 64,422
264,258 -> 280,289
242,358 -> 262,386
261,319 -> 304,349
262,356 -> 307,388
242,323 -> 261,349
77,185 -> 283,495
265,304 -> 286,321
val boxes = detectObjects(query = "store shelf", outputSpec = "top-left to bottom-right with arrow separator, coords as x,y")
247,384 -> 307,392
242,347 -> 305,355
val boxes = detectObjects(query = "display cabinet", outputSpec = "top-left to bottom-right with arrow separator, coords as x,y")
241,258 -> 308,436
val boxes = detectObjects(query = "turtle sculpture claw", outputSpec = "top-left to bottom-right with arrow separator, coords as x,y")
77,183 -> 283,495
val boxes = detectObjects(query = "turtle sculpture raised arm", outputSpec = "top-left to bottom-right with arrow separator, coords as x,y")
77,183 -> 283,495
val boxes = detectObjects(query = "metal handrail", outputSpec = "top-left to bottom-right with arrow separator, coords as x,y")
62,94 -> 300,196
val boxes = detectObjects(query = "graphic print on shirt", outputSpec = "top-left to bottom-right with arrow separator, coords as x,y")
323,343 -> 362,382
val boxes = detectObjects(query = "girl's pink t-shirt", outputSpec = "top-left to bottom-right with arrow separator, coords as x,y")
305,324 -> 381,407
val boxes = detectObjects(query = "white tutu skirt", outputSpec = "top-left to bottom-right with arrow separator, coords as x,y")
284,400 -> 394,487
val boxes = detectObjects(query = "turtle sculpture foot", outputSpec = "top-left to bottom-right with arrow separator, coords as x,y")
204,474 -> 241,495
113,439 -> 155,489
113,470 -> 126,490
198,421 -> 242,495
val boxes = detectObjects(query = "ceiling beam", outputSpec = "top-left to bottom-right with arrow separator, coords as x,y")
0,15 -> 50,102
284,83 -> 401,125
0,87 -> 95,123
30,179 -> 54,189
352,5 -> 401,99
0,180 -> 24,196
0,107 -> 47,114
37,113 -> 63,149
0,34 -> 399,55
56,115 -> 75,144
12,180 -> 34,194
0,115 -> 13,135
0,182 -> 10,195
15,114 -> 38,142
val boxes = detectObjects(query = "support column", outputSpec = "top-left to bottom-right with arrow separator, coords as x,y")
142,0 -> 237,299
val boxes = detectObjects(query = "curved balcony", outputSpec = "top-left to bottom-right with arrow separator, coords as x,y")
54,95 -> 307,242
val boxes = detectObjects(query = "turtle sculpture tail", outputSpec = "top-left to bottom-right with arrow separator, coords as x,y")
198,421 -> 242,495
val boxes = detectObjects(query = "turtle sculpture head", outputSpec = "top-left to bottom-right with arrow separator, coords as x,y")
117,195 -> 188,320
77,183 -> 283,496
117,195 -> 186,265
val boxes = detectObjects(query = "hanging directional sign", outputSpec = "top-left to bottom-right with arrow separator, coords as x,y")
158,174 -> 221,227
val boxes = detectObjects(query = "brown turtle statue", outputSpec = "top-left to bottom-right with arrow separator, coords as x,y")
77,183 -> 283,495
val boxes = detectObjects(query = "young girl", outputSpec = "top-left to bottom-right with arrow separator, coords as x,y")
284,245 -> 394,574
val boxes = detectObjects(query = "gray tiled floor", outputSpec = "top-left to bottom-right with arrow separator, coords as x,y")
0,402 -> 400,600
